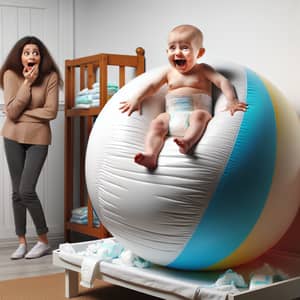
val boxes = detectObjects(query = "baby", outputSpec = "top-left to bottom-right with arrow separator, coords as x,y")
120,24 -> 247,170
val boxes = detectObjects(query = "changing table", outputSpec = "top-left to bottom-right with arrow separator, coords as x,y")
52,239 -> 300,300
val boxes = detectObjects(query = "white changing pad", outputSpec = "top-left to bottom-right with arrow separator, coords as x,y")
98,262 -> 231,300
54,239 -> 300,300
57,239 -> 241,299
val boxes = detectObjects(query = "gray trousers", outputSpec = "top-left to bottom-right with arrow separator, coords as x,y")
4,138 -> 49,236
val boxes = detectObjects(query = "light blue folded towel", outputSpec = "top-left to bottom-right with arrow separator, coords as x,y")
75,94 -> 93,104
78,88 -> 90,96
75,83 -> 118,107
71,206 -> 100,223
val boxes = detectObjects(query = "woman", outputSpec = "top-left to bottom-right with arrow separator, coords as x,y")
0,36 -> 62,259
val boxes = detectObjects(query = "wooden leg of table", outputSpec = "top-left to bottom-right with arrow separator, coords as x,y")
65,269 -> 79,298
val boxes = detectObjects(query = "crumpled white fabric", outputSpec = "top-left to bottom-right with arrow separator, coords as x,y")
215,269 -> 247,288
59,238 -> 151,288
249,263 -> 288,290
59,242 -> 76,254
78,239 -> 124,287
80,256 -> 101,288
77,238 -> 124,259
113,249 -> 152,268
205,269 -> 247,295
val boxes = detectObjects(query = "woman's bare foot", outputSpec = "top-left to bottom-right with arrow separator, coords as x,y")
174,138 -> 192,154
134,153 -> 157,170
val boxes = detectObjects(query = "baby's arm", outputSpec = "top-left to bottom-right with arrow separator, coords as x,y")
119,67 -> 169,116
203,64 -> 247,115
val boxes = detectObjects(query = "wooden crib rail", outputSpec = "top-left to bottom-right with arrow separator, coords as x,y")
65,47 -> 145,116
65,47 -> 145,68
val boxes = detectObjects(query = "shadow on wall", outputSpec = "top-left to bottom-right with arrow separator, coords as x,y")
274,209 -> 300,254
273,169 -> 300,254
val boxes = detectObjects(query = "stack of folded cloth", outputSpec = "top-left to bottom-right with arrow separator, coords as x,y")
70,206 -> 100,227
107,83 -> 119,99
74,82 -> 119,108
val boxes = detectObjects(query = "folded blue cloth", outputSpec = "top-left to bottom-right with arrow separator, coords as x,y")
71,206 -> 89,217
91,93 -> 99,100
70,206 -> 100,226
78,88 -> 89,95
75,83 -> 118,108
71,214 -> 100,221
92,82 -> 99,88
75,94 -> 93,104
70,217 -> 100,227
90,87 -> 99,94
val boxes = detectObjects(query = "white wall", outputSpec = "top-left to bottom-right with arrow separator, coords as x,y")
73,0 -> 300,253
0,0 -> 74,104
74,0 -> 300,114
0,0 -> 73,246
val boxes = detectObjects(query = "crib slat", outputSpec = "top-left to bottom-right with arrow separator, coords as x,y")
87,64 -> 96,89
79,117 -> 85,207
119,66 -> 125,88
80,66 -> 85,90
99,55 -> 108,110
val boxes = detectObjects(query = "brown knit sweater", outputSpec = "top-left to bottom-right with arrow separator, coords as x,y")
1,70 -> 59,145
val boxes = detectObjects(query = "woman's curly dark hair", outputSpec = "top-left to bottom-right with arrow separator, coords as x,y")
0,36 -> 63,88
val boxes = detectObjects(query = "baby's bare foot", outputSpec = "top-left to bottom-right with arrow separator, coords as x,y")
134,153 -> 157,170
174,138 -> 192,154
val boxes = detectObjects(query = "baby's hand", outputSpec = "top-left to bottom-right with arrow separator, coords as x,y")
226,100 -> 248,116
119,100 -> 141,116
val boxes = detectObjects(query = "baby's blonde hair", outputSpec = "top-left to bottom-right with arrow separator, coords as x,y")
170,24 -> 203,48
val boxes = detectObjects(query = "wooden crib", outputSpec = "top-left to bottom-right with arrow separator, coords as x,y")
64,48 -> 145,241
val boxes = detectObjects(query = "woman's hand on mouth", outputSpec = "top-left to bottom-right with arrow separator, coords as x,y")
23,64 -> 39,85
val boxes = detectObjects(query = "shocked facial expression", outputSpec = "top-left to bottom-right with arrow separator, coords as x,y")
167,31 -> 203,74
21,44 -> 41,71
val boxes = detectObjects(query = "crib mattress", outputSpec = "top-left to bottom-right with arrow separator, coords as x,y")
52,239 -> 300,300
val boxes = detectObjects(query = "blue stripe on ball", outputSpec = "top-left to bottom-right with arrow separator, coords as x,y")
168,69 -> 277,270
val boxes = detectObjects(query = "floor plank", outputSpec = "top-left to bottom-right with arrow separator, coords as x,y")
0,246 -> 63,281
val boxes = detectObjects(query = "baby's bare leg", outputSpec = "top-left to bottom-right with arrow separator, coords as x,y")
135,113 -> 169,170
174,110 -> 211,154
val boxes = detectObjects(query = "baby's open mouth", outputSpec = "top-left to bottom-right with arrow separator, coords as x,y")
174,59 -> 186,66
28,62 -> 35,67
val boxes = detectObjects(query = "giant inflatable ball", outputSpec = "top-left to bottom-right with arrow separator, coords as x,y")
86,62 -> 300,270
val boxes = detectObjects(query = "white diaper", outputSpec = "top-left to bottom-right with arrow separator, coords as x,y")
166,93 -> 212,137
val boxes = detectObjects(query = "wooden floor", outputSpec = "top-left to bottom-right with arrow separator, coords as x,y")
0,245 -> 63,281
